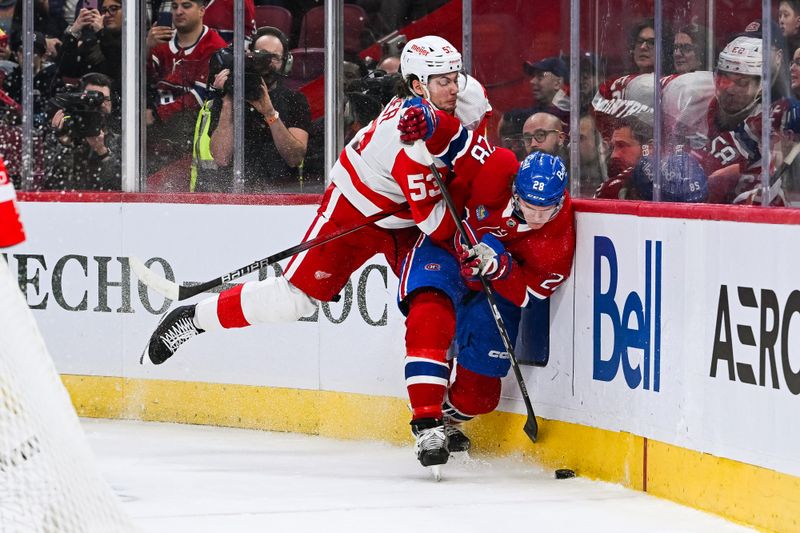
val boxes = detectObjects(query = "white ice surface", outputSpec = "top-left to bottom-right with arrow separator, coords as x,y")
84,419 -> 753,533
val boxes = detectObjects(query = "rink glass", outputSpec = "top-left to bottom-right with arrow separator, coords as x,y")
4,0 -> 795,207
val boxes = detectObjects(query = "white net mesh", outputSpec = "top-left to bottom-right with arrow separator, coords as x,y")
0,257 -> 137,532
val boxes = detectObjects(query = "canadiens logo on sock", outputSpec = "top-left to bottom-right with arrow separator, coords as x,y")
424,263 -> 441,271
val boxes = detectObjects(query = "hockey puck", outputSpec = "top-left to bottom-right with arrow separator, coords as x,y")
555,468 -> 575,479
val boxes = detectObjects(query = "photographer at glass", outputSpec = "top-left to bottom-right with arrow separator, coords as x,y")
45,73 -> 120,191
192,26 -> 310,193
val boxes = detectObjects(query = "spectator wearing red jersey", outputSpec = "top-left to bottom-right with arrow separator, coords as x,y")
146,0 -> 226,183
202,0 -> 256,42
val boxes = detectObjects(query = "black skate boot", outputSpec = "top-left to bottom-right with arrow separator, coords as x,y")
444,423 -> 471,453
411,418 -> 449,467
147,305 -> 204,365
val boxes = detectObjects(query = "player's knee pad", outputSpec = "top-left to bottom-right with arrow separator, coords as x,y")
448,364 -> 501,416
405,289 -> 455,357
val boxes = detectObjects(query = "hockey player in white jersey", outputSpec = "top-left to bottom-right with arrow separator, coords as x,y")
144,39 -> 503,467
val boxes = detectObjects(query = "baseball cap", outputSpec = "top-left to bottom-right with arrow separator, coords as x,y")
523,56 -> 568,79
735,20 -> 785,50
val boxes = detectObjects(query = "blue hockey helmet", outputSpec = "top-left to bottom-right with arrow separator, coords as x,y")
632,154 -> 655,200
514,151 -> 568,207
661,152 -> 708,203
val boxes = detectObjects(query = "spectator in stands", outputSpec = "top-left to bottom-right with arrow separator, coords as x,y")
579,53 -> 599,113
0,28 -> 10,61
497,56 -> 569,143
791,46 -> 800,97
521,112 -> 565,159
199,26 -> 310,192
58,0 -> 122,91
4,31 -> 62,126
376,54 -> 400,74
146,0 -> 226,184
10,0 -> 66,41
202,0 -> 256,42
629,19 -> 656,74
780,1 -> 800,57
672,24 -> 706,74
579,114 -> 607,193
44,72 -> 120,191
594,118 -> 651,199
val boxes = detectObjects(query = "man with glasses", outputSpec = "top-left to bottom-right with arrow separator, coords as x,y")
59,0 -> 123,92
521,112 -> 565,158
498,56 -> 569,156
199,26 -> 310,192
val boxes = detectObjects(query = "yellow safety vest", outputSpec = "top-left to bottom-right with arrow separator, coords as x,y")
190,100 -> 218,192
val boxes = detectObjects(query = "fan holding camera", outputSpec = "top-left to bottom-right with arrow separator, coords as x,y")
45,73 -> 120,191
190,26 -> 310,193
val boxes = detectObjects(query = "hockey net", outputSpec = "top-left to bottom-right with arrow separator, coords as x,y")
0,257 -> 136,532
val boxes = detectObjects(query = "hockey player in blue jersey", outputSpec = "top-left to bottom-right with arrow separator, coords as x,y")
396,146 -> 576,469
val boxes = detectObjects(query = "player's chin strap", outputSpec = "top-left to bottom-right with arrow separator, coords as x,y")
511,194 -> 564,225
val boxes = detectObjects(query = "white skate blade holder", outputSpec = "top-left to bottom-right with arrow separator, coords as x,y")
430,465 -> 442,482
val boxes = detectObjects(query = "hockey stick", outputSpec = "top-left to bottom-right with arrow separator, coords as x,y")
408,141 -> 539,443
130,202 -> 409,302
770,141 -> 800,187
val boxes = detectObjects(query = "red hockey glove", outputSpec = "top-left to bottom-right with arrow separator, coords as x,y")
398,98 -> 438,144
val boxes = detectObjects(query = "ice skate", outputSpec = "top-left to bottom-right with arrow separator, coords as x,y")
411,418 -> 450,474
444,423 -> 471,453
146,305 -> 204,365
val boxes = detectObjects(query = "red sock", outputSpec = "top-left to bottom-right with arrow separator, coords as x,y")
404,290 -> 455,420
447,364 -> 501,417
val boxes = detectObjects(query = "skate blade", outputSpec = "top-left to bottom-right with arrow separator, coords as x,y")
429,465 -> 443,481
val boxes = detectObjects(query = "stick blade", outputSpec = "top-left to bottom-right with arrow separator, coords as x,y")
523,415 -> 538,443
130,256 -> 179,301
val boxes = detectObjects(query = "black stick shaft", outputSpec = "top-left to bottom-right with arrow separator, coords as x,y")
176,202 -> 408,301
416,143 -> 538,442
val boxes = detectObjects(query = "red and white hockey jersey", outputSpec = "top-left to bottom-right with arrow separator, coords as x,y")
330,96 -> 487,243
149,26 -> 227,122
0,156 -> 24,248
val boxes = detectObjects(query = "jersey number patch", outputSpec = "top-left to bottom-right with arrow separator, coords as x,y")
408,173 -> 442,201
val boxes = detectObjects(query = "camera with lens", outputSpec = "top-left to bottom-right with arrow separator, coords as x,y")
50,90 -> 106,138
344,70 -> 402,126
209,46 -> 278,102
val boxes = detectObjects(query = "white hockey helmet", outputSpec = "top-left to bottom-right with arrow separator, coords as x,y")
400,35 -> 463,86
455,74 -> 492,130
716,36 -> 762,77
